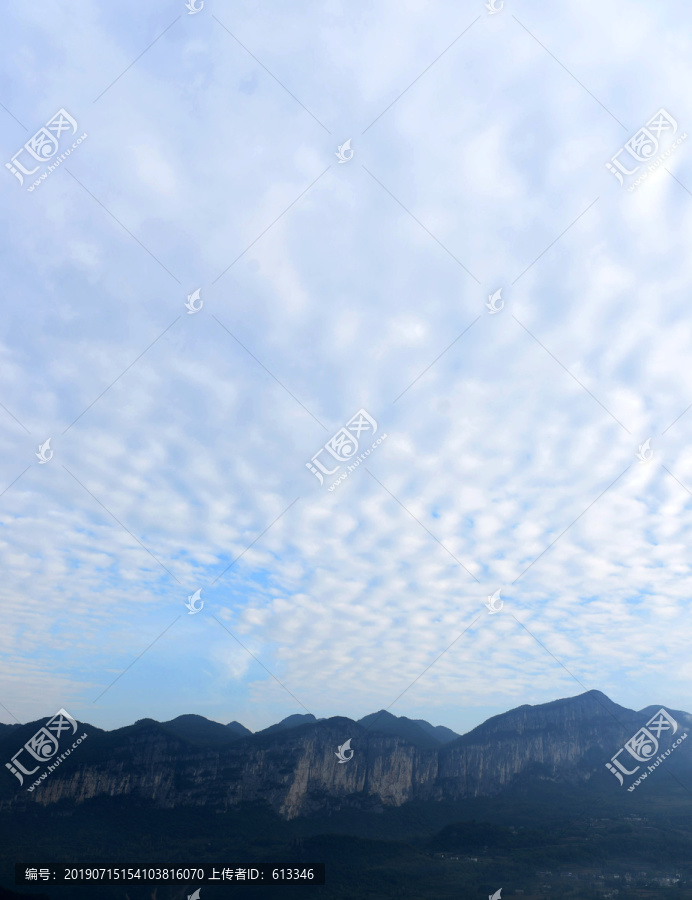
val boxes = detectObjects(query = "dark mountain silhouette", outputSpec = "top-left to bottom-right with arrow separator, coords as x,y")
356,709 -> 447,748
410,718 -> 460,744
256,712 -> 317,735
1,690 -> 689,819
226,719 -> 253,738
639,702 -> 692,728
160,714 -> 242,746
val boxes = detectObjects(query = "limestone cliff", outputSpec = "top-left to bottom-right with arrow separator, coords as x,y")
2,691 -> 689,820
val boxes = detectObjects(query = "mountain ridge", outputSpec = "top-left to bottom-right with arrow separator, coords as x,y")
2,691 -> 689,820
8,688 -> 678,741
0,707 -> 462,745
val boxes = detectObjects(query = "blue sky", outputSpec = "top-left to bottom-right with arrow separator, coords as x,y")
1,0 -> 692,736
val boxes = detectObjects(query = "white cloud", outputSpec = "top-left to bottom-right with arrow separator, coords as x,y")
1,0 -> 692,735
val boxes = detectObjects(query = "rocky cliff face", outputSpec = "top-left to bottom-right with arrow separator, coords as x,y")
2,692 -> 687,820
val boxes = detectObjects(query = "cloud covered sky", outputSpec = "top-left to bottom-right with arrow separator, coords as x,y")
1,0 -> 692,735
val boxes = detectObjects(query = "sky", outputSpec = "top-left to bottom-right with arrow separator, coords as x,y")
1,0 -> 692,736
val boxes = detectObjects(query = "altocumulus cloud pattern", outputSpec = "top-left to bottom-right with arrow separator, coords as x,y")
0,0 -> 692,742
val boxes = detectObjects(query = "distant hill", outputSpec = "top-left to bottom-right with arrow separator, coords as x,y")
226,720 -> 253,738
160,714 -> 245,746
638,703 -> 692,730
411,718 -> 460,744
356,710 -> 447,748
256,713 -> 317,735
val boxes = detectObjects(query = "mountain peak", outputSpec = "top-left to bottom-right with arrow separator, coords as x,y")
160,714 -> 249,746
357,710 -> 455,748
257,713 -> 317,736
226,720 -> 253,737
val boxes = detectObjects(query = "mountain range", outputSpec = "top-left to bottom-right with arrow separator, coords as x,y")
2,690 -> 690,819
2,691 -> 692,899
